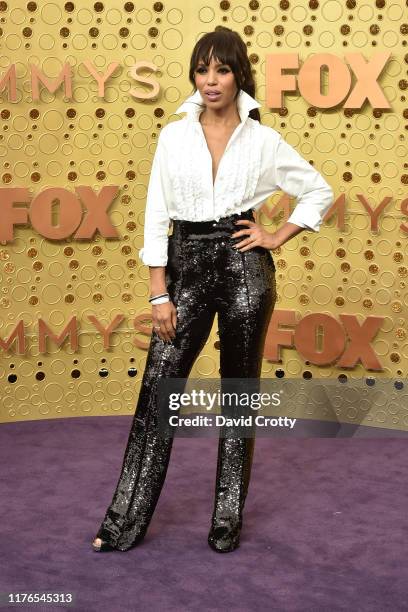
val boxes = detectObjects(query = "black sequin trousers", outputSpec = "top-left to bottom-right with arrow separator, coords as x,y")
95,208 -> 277,551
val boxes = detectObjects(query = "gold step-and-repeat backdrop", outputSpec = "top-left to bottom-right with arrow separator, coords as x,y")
0,1 -> 407,429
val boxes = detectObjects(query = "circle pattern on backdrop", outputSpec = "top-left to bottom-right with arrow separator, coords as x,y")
0,1 -> 405,429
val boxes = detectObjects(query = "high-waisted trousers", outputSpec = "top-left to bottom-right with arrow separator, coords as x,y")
95,208 -> 277,551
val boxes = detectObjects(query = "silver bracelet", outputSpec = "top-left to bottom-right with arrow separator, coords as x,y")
149,292 -> 169,303
150,295 -> 170,305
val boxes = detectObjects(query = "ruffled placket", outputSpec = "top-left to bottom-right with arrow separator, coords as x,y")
215,119 -> 263,218
167,123 -> 206,220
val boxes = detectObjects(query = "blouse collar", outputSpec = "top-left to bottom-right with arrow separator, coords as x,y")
174,88 -> 261,123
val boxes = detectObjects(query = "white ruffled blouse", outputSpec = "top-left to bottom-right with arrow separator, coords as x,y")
139,88 -> 334,267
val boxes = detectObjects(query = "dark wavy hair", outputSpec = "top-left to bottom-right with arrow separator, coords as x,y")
187,26 -> 261,123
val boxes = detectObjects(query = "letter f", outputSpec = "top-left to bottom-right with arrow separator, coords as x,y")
0,188 -> 31,242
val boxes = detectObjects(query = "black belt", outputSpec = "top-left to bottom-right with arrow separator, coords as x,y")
172,209 -> 255,240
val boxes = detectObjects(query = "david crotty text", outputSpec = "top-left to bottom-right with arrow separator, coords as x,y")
168,415 -> 297,429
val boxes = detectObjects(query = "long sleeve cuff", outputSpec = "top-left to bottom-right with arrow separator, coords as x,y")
284,176 -> 334,232
138,242 -> 168,267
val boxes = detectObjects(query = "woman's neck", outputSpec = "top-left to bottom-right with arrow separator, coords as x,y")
199,105 -> 241,127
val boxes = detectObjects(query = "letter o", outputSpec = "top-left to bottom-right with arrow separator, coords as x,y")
298,53 -> 352,108
294,313 -> 346,365
30,188 -> 82,239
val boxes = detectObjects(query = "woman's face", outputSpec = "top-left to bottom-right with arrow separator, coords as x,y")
193,54 -> 238,109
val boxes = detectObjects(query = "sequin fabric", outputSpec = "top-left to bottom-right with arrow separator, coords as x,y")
95,209 -> 277,551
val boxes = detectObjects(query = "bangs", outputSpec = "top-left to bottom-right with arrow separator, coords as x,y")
193,36 -> 239,72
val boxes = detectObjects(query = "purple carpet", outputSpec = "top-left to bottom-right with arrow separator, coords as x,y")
1,416 -> 408,611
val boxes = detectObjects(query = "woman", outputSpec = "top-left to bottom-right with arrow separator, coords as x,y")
92,27 -> 333,553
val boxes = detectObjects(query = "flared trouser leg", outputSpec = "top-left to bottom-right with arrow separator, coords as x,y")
95,234 -> 217,551
209,244 -> 277,547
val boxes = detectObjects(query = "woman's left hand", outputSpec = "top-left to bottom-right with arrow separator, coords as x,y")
231,219 -> 280,252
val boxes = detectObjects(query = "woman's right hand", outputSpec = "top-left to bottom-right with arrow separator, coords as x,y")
152,301 -> 177,342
